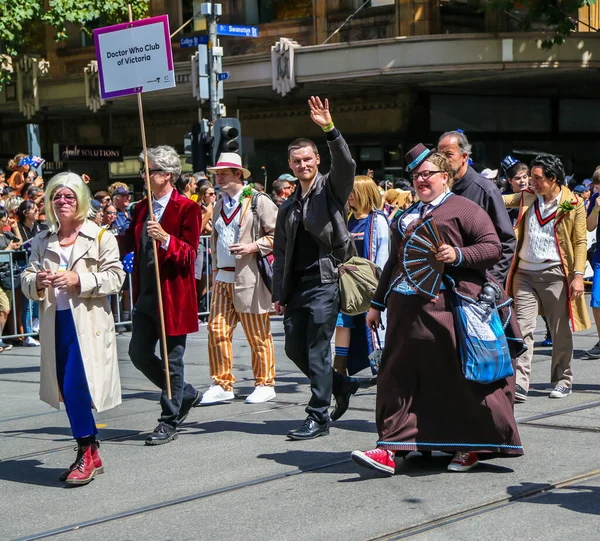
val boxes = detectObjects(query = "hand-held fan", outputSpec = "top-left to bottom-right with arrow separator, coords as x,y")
402,216 -> 445,300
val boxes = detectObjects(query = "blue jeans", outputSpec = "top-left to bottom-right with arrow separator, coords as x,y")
21,292 -> 39,334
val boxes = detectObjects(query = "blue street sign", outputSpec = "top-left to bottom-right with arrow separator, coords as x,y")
180,35 -> 209,48
216,24 -> 259,38
217,72 -> 230,82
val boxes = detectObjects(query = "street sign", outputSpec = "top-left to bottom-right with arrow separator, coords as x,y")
93,15 -> 175,99
216,24 -> 258,38
180,35 -> 209,48
217,72 -> 230,81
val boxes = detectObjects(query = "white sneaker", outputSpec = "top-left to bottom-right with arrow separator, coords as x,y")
245,385 -> 276,404
23,336 -> 40,347
199,384 -> 234,405
0,340 -> 13,352
32,318 -> 40,333
549,385 -> 572,398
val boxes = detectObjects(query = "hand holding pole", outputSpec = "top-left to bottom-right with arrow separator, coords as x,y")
129,3 -> 172,399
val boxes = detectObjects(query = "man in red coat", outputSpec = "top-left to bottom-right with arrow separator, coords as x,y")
120,145 -> 202,445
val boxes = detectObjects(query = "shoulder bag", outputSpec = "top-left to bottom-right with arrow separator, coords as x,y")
251,193 -> 274,293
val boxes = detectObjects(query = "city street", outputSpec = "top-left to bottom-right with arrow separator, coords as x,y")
1,315 -> 599,541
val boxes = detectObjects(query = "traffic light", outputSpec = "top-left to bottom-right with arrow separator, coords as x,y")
212,117 -> 242,164
191,122 -> 213,173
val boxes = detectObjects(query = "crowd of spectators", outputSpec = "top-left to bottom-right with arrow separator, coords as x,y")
2,147 -> 599,353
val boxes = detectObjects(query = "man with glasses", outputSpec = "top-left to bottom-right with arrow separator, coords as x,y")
119,145 -> 202,445
438,131 -> 515,284
112,186 -> 132,235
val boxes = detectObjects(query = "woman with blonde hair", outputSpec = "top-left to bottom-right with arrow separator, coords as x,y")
384,189 -> 415,220
332,176 -> 390,397
21,172 -> 125,486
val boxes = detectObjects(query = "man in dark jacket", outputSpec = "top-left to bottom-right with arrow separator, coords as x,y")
273,96 -> 359,440
438,131 -> 515,284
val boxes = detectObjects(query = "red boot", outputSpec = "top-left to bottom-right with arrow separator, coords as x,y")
59,439 -> 104,481
64,441 -> 96,486
90,440 -> 104,476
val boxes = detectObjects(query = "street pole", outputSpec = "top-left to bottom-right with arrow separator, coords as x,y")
208,0 -> 219,122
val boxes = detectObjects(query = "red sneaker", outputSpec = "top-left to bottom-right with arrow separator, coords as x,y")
351,448 -> 395,475
65,446 -> 96,485
447,451 -> 479,472
58,441 -> 104,481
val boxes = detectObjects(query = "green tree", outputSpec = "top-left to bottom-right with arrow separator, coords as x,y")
0,0 -> 149,91
486,0 -> 598,48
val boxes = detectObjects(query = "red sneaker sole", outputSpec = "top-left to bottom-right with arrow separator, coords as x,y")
351,452 -> 394,475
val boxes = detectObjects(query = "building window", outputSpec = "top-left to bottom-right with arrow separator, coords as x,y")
181,0 -> 208,31
258,0 -> 312,23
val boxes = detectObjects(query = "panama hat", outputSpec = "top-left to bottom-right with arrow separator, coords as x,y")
207,153 -> 251,179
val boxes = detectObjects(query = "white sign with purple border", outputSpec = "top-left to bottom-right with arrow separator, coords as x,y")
93,15 -> 175,100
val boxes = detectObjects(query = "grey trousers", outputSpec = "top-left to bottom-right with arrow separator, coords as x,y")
513,266 -> 573,391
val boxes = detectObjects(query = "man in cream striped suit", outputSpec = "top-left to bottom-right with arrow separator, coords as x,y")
200,153 -> 279,405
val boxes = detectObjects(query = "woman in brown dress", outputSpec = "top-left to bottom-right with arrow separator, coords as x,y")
351,146 -> 524,476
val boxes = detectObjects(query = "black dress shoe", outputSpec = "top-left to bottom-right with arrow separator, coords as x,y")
145,423 -> 178,446
331,377 -> 360,421
287,417 -> 329,440
176,390 -> 202,425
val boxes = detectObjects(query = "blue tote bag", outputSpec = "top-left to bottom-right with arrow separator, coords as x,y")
450,289 -> 514,384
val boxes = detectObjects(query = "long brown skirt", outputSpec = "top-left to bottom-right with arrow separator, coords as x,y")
376,289 -> 523,458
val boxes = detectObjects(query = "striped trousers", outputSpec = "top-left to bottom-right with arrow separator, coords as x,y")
208,281 -> 275,391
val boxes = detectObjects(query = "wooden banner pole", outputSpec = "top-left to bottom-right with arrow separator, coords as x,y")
129,5 -> 172,399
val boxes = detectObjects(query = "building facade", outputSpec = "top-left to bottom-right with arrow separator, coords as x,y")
1,0 -> 599,192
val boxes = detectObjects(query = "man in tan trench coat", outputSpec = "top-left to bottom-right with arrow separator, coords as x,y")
200,153 -> 279,405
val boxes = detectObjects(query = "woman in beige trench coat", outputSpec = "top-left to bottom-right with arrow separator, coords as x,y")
21,172 -> 125,486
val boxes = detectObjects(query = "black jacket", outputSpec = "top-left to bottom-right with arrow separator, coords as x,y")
452,166 -> 516,284
272,130 -> 356,304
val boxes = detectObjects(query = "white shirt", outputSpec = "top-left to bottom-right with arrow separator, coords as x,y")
518,192 -> 562,271
151,188 -> 172,250
222,188 -> 244,211
55,244 -> 75,311
214,188 -> 244,283
400,191 -> 452,232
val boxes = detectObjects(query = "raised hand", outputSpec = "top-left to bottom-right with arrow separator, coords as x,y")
308,96 -> 332,129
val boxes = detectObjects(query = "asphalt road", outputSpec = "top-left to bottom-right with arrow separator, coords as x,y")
0,315 -> 599,541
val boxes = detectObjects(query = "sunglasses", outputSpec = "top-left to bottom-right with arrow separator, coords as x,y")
139,167 -> 164,176
53,193 -> 77,203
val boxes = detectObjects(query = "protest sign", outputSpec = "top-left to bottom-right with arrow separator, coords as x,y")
92,10 -> 175,398
93,15 -> 175,100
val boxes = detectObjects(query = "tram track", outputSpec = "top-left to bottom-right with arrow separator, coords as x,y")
0,398 -> 303,463
2,394 -> 599,463
5,395 -> 600,540
367,468 -> 600,540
